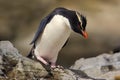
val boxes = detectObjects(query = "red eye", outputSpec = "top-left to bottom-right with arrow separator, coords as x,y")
78,22 -> 81,25
78,22 -> 84,30
78,22 -> 81,29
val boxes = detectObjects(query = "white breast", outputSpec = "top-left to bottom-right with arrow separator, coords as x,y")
34,15 -> 71,63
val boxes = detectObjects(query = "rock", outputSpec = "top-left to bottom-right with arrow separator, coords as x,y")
0,41 -> 48,79
1,40 -> 119,80
0,41 -> 97,80
71,52 -> 120,80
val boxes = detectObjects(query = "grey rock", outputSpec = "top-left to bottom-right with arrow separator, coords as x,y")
0,41 -> 48,79
71,53 -> 120,80
0,41 -> 96,80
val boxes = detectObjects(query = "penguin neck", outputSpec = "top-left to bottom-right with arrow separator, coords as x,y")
54,14 -> 72,30
47,14 -> 72,36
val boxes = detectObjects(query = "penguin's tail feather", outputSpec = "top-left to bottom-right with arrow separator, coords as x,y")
27,48 -> 33,58
27,43 -> 35,59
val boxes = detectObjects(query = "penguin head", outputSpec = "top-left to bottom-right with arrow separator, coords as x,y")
53,7 -> 88,38
69,11 -> 88,39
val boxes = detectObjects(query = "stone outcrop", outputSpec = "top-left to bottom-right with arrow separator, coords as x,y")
0,41 -> 120,80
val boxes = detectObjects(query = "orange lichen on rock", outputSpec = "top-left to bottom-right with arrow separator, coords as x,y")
115,75 -> 120,80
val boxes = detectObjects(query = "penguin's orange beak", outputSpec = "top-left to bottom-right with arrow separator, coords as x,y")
81,30 -> 88,39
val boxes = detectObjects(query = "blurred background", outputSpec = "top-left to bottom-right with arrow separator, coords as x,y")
0,0 -> 120,67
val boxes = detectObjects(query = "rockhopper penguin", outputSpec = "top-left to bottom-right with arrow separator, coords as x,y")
27,7 -> 88,68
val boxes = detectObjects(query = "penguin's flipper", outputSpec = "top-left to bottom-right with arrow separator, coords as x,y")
30,13 -> 55,45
